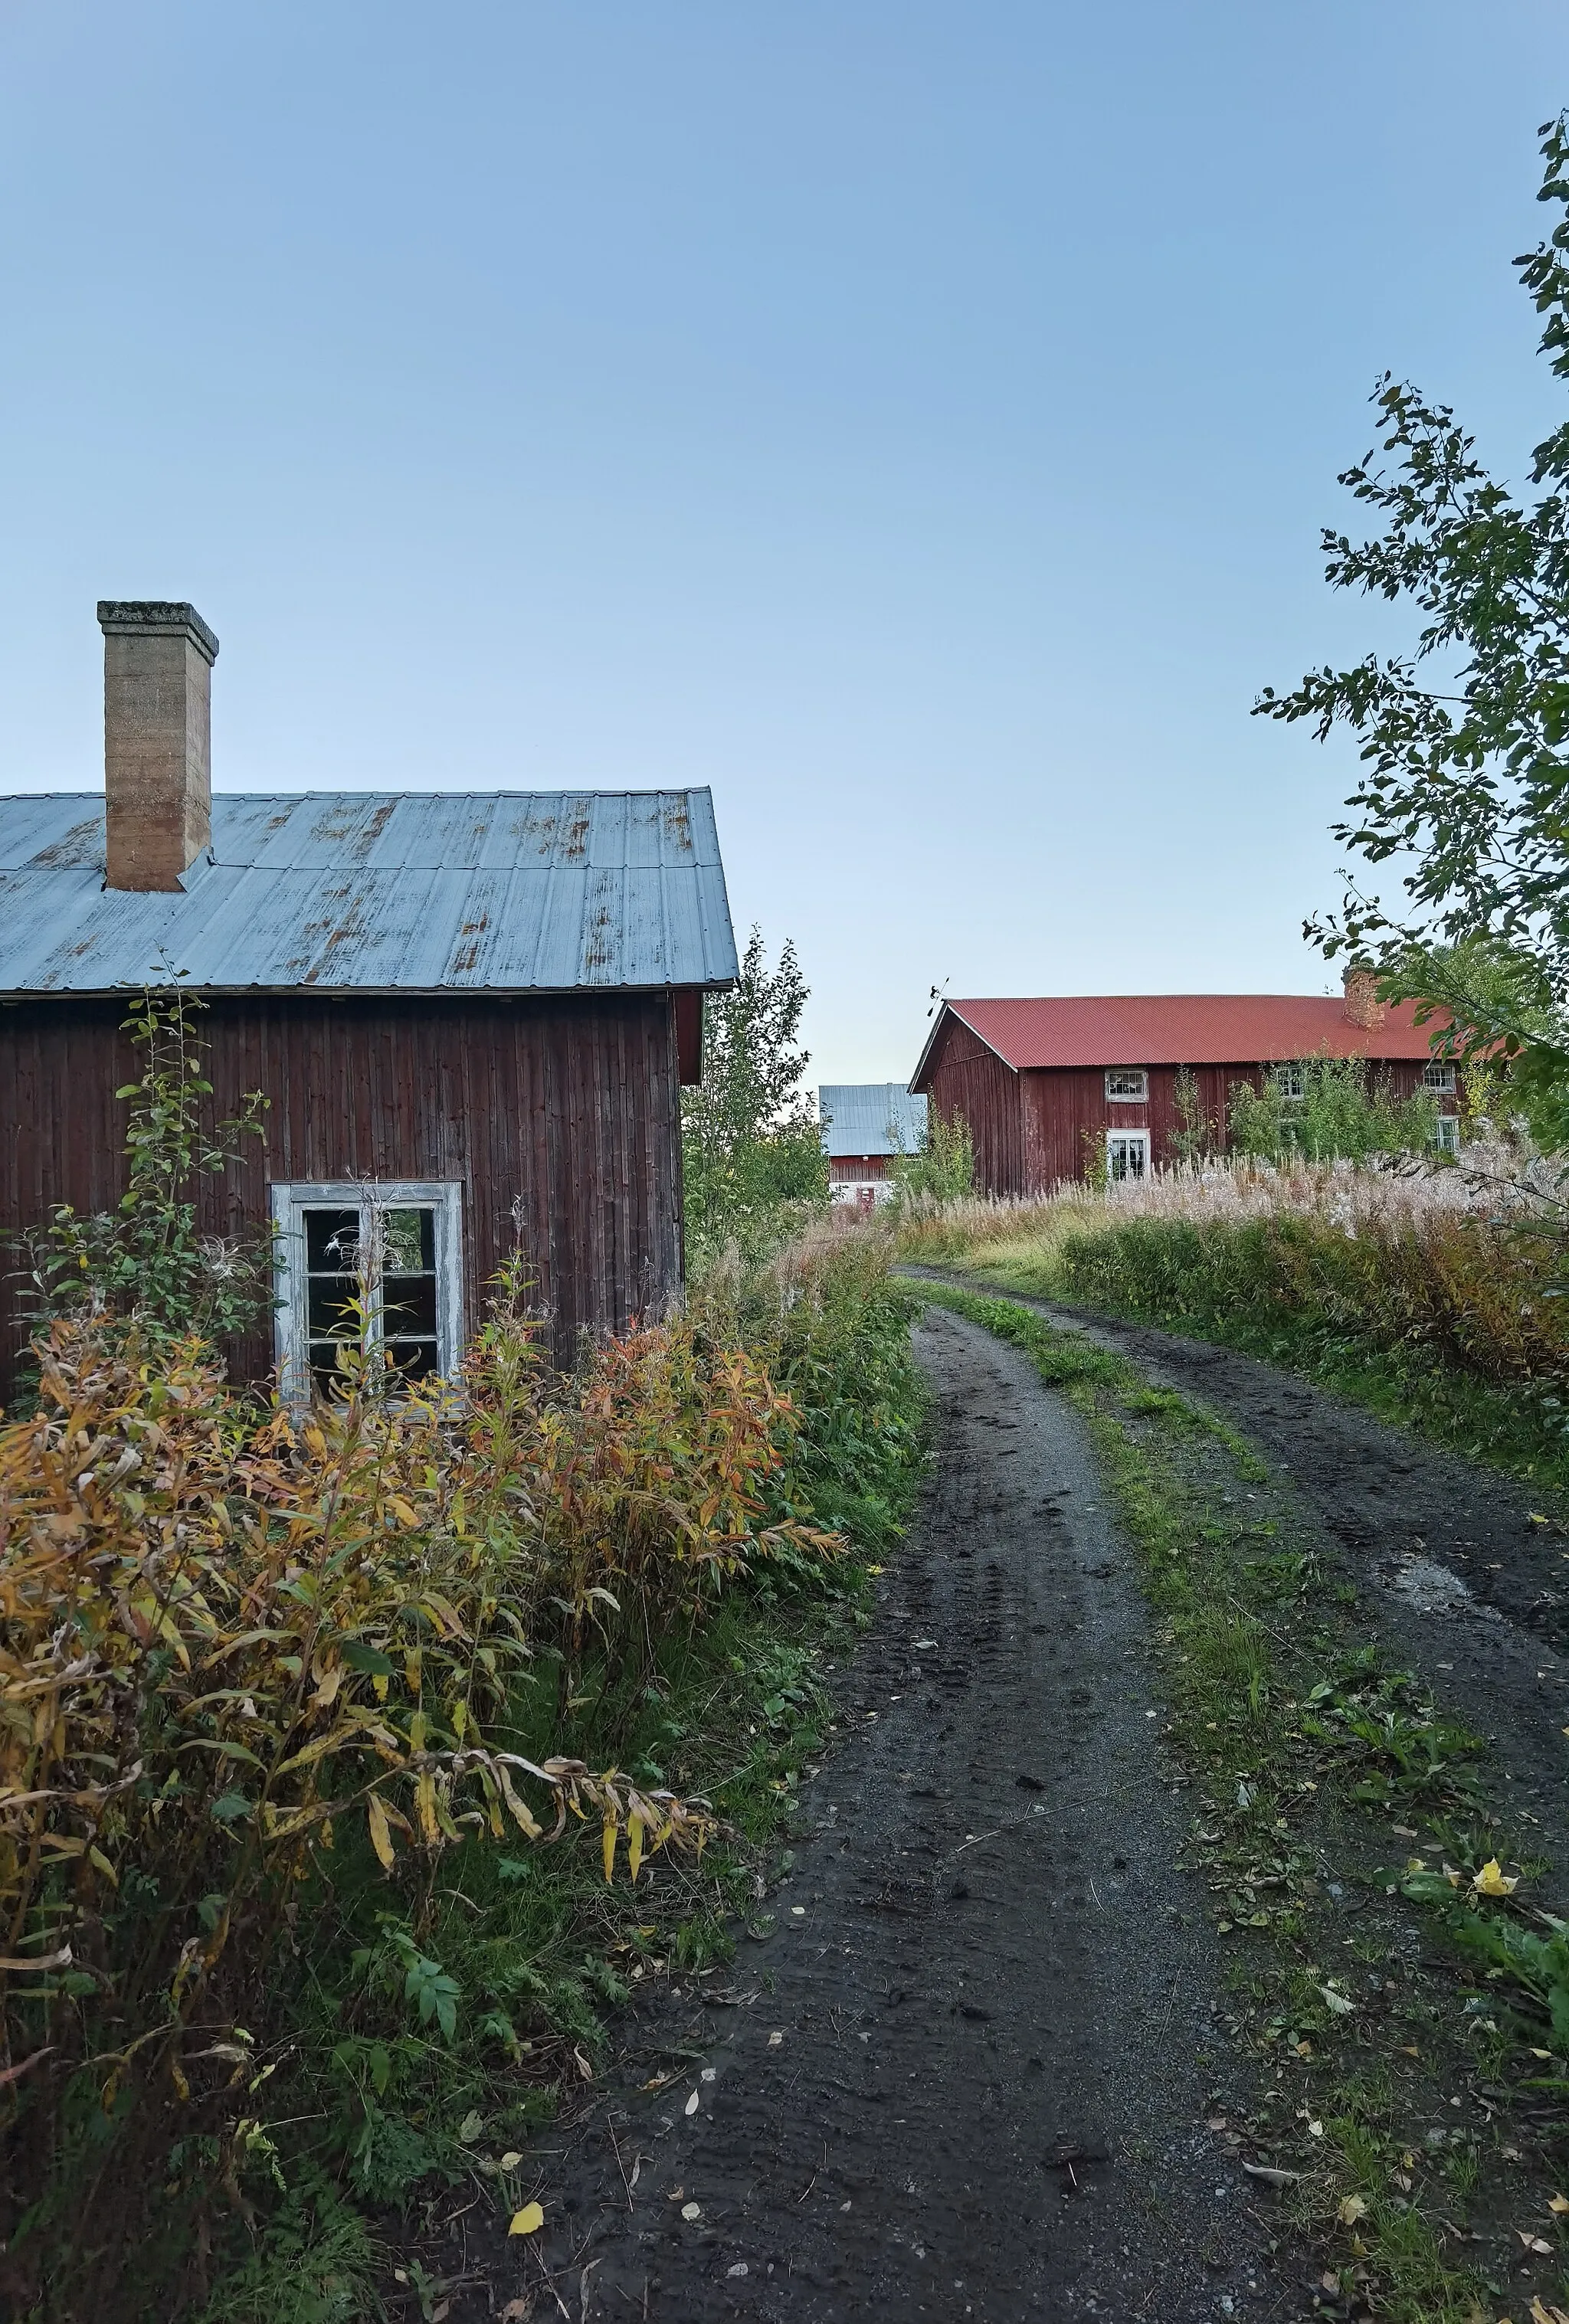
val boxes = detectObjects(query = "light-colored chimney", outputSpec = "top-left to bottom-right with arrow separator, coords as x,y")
1342,962 -> 1385,1031
97,601 -> 219,891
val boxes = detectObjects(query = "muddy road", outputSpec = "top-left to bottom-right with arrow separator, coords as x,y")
457,1307 -> 1308,2322
903,1271 -> 1569,1903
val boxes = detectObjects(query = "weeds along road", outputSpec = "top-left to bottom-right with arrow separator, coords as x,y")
904,1268 -> 1569,1906
473,1306 -> 1299,2322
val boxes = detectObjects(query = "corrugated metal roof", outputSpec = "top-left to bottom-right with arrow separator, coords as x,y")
0,790 -> 739,996
911,994 -> 1443,1085
819,1083 -> 928,1157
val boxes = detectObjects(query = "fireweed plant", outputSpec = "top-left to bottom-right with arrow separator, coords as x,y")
0,1239 -> 925,2319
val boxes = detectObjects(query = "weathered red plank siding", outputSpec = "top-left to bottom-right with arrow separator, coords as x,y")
956,1056 -> 1450,1195
922,1015 -> 1026,1194
0,992 -> 685,1400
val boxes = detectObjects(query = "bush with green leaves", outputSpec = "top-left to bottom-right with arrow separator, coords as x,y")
886,1107 -> 975,1206
16,986 -> 272,1356
680,926 -> 828,1262
1258,116 -> 1569,1154
1227,1055 -> 1439,1164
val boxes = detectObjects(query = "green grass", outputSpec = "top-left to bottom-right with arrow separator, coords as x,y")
948,1237 -> 1569,1500
923,1281 -> 1569,2323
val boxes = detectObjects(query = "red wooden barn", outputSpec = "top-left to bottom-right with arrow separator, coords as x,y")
0,602 -> 739,1402
909,979 -> 1457,1195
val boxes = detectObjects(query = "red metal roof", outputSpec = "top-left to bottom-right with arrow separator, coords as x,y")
912,993 -> 1443,1085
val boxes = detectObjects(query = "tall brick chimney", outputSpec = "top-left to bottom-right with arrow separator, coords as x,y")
97,601 -> 219,891
1342,962 -> 1385,1031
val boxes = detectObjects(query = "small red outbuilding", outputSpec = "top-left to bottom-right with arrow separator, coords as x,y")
909,975 -> 1456,1195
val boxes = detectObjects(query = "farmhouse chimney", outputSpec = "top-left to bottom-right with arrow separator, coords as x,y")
97,601 -> 219,891
1342,963 -> 1385,1031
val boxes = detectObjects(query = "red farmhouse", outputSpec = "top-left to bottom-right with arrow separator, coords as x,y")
909,974 -> 1457,1194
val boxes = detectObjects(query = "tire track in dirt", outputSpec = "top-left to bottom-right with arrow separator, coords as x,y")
467,1307 -> 1302,2322
902,1271 -> 1569,1904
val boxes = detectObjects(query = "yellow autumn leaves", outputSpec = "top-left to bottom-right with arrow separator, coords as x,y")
0,1292 -> 834,2142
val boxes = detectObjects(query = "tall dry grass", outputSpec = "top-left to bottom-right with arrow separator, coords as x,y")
889,1140 -> 1569,1401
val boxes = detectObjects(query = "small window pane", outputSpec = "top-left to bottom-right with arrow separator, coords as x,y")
1423,1061 -> 1456,1092
306,1208 -> 360,1272
384,1207 -> 435,1272
381,1275 -> 438,1336
1106,1069 -> 1148,1100
310,1340 -> 352,1390
307,1279 -> 360,1338
385,1338 -> 438,1380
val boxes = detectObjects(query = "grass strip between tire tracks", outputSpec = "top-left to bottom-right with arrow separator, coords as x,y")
922,1280 -> 1569,2324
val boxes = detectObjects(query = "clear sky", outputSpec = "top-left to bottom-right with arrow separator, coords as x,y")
2,2 -> 1564,1084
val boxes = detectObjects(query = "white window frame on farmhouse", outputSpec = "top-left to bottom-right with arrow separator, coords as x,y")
1106,1129 -> 1151,1184
270,1180 -> 465,1401
1105,1068 -> 1148,1101
1432,1115 -> 1460,1154
1272,1063 -> 1306,1101
1423,1060 -> 1457,1093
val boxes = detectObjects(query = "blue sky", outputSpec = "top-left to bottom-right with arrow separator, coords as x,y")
2,2 -> 1564,1082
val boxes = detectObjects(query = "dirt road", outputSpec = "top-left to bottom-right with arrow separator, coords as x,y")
905,1272 -> 1569,1907
463,1306 -> 1307,2322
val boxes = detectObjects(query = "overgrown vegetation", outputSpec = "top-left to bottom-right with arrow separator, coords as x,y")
892,1147 -> 1569,1489
885,1105 -> 975,1206
15,987 -> 274,1357
680,927 -> 828,1262
923,1285 -> 1569,2321
1226,1055 -> 1440,1166
0,988 -> 927,2321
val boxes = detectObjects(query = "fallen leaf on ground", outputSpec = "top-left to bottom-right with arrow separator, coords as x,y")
1517,2231 -> 1553,2254
500,2303 -> 532,2322
1338,2195 -> 1368,2225
1241,2163 -> 1303,2185
1308,2119 -> 1325,2137
685,2090 -> 700,2116
1548,2193 -> 1569,2214
500,2150 -> 523,2169
458,2110 -> 483,2142
1472,1858 -> 1519,1897
768,2031 -> 784,2047
509,2202 -> 545,2237
1318,1986 -> 1353,2016
681,2201 -> 702,2221
1531,2300 -> 1569,2324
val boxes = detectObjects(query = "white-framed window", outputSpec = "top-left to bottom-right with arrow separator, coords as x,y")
1423,1060 -> 1457,1092
1106,1129 -> 1151,1184
270,1181 -> 465,1399
1272,1063 -> 1305,1101
1105,1068 -> 1148,1101
1432,1115 -> 1460,1154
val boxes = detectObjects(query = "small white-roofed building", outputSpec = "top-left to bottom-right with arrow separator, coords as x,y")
818,1083 -> 928,1209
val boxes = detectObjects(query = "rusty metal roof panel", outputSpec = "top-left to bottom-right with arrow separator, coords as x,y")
0,790 -> 739,995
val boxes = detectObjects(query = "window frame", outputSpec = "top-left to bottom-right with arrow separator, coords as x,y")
1271,1063 -> 1306,1101
1106,1128 -> 1151,1184
1422,1060 -> 1457,1093
270,1180 -> 465,1400
1431,1115 -> 1461,1154
1104,1068 -> 1149,1103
